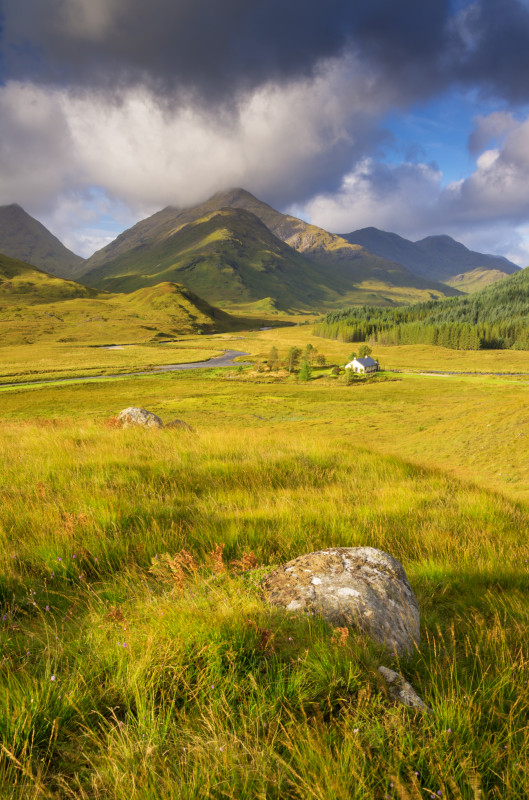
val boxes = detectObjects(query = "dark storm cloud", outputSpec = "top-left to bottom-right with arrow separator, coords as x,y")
4,0 -> 529,107
1,0 -> 453,101
456,0 -> 529,104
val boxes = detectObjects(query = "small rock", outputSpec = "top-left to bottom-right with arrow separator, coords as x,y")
117,407 -> 164,428
165,419 -> 193,431
262,547 -> 420,655
378,666 -> 432,712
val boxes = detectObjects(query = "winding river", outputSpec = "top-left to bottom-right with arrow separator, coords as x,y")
0,349 -> 251,390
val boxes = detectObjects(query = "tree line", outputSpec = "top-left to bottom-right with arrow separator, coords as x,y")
314,267 -> 529,350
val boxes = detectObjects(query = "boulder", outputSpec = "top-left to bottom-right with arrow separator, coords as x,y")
262,547 -> 420,655
117,407 -> 164,429
165,418 -> 193,431
378,666 -> 431,713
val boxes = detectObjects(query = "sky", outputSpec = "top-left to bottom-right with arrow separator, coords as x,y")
1,1 -> 529,265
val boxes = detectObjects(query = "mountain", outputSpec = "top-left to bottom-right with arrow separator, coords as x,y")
0,251 -> 98,305
0,204 -> 85,278
340,226 -> 519,288
80,206 -> 351,309
80,189 -> 459,309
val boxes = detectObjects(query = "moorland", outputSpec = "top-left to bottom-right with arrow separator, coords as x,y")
1,192 -> 529,799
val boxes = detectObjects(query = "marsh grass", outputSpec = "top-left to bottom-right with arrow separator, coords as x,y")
0,342 -> 225,385
1,415 -> 528,798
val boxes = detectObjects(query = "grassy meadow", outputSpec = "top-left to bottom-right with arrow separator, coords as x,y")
0,342 -> 228,386
1,327 -> 529,798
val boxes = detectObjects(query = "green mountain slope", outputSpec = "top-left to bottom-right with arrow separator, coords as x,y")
0,204 -> 85,278
0,252 -> 249,344
340,226 -> 519,285
0,251 -> 98,304
445,268 -> 513,294
80,189 -> 459,309
81,207 -> 351,309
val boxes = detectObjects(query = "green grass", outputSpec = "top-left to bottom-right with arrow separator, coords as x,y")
1,340 -> 529,797
445,268 -> 511,294
0,342 -> 229,385
0,279 -> 270,346
1,419 -> 528,798
0,252 -> 97,305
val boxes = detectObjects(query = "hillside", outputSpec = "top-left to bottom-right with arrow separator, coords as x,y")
80,189 -> 459,309
0,204 -> 85,278
81,207 -> 352,310
316,264 -> 529,350
0,251 -> 98,304
444,267 -> 512,293
340,226 -> 519,285
0,256 -> 250,344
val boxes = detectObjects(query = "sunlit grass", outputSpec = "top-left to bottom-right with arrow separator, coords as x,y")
0,413 -> 528,797
0,342 -> 224,384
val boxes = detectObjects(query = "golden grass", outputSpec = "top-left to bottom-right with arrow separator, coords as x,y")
2,331 -> 529,797
0,342 -> 225,384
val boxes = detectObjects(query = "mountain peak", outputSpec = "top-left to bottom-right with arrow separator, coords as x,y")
0,203 -> 84,277
342,225 -> 518,284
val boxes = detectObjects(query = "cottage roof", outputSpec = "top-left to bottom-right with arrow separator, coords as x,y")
355,356 -> 378,367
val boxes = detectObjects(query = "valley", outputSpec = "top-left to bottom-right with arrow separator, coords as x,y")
1,191 -> 529,799
1,327 -> 529,798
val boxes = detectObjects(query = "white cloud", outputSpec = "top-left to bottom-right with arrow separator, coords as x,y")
0,82 -> 74,207
3,57 -> 529,265
301,114 -> 529,266
302,158 -> 443,236
0,55 -> 399,254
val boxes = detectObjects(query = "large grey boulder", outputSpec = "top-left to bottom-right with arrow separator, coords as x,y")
118,407 -> 164,429
262,547 -> 420,655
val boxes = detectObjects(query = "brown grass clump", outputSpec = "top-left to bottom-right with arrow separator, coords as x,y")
103,416 -> 121,429
331,626 -> 349,647
247,619 -> 275,652
149,550 -> 198,593
230,550 -> 259,572
206,543 -> 227,574
61,512 -> 76,537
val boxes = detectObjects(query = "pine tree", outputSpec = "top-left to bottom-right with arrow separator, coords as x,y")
298,359 -> 312,381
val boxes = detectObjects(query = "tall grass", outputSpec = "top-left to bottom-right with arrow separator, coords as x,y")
1,420 -> 528,797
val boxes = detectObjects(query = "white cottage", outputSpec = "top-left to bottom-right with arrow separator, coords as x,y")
345,356 -> 379,374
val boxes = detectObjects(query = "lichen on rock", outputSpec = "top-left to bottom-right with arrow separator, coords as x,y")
117,407 -> 164,429
378,666 -> 431,712
262,546 -> 420,655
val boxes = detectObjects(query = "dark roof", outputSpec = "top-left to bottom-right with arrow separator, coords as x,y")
355,357 -> 378,367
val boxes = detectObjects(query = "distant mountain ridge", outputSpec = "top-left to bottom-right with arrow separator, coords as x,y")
0,204 -> 84,278
80,189 -> 459,310
0,190 -> 519,311
341,226 -> 519,284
